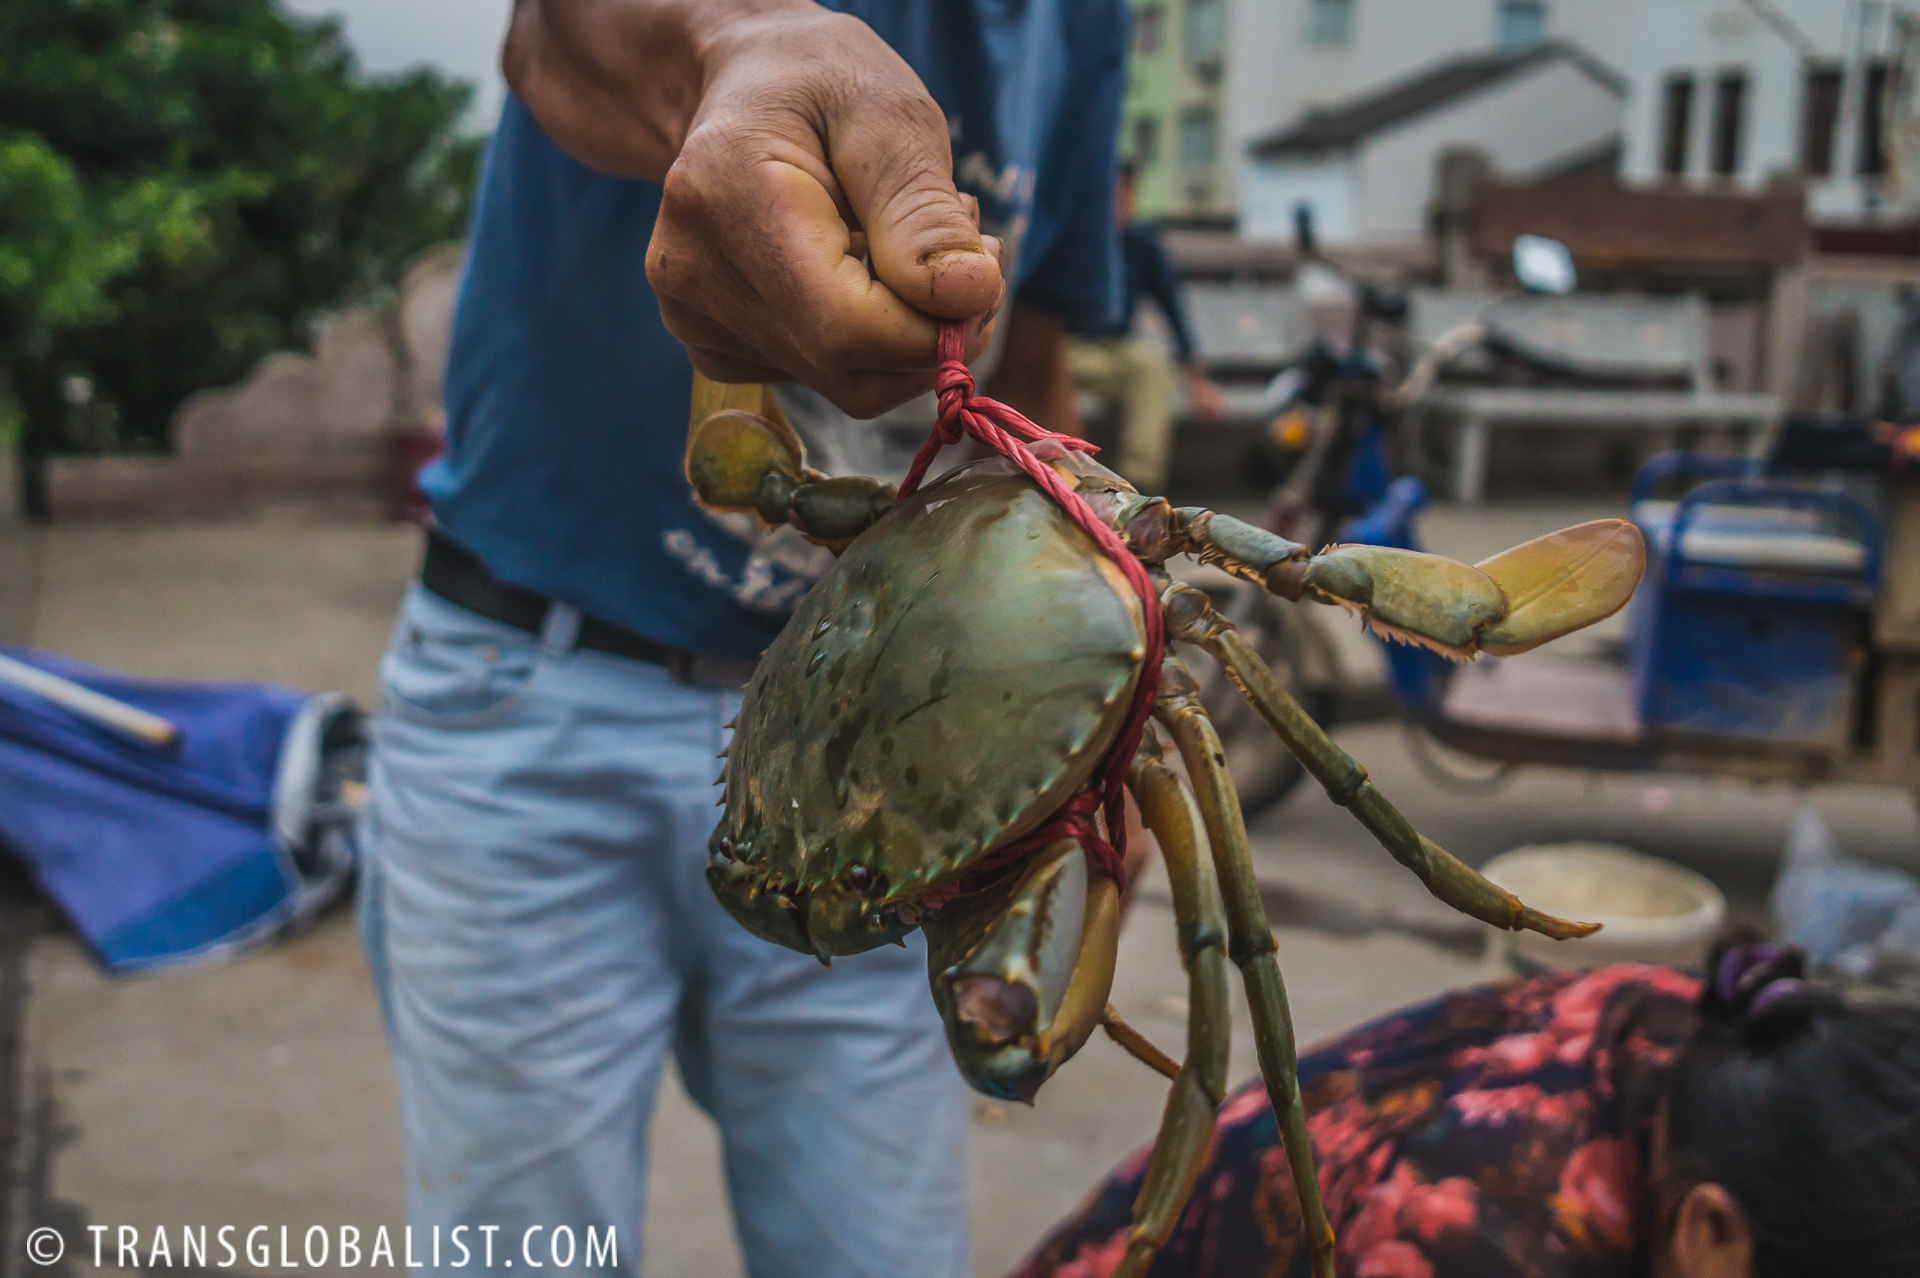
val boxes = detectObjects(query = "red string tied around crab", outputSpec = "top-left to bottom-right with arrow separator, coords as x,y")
897,322 -> 1165,900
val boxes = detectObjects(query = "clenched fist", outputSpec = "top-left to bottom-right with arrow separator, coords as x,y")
506,0 -> 1005,418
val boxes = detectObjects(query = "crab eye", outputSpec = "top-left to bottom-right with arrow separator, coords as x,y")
847,865 -> 880,896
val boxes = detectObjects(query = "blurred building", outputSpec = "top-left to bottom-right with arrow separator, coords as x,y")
1125,0 -> 1633,226
1619,1 -> 1915,225
1124,0 -> 1232,220
1238,41 -> 1624,244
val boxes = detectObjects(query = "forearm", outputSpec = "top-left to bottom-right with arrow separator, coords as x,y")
1157,296 -> 1198,366
1142,240 -> 1199,365
504,0 -> 816,179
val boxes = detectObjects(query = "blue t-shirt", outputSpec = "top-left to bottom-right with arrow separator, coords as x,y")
426,0 -> 1128,662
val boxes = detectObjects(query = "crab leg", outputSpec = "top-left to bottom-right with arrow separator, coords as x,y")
1162,508 -> 1644,660
1100,1006 -> 1179,1080
1153,659 -> 1337,1278
1169,507 -> 1309,585
1164,584 -> 1599,940
1104,730 -> 1233,1278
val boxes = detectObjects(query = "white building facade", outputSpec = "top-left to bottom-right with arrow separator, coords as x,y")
1240,43 -> 1625,244
1618,0 -> 1916,221
1221,1 -> 1637,225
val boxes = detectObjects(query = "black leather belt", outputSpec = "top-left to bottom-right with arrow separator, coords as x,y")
420,529 -> 757,690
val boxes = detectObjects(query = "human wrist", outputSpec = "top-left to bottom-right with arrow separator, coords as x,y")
689,0 -> 828,75
641,0 -> 824,165
506,0 -> 824,179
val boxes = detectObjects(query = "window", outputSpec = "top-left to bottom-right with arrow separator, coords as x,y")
1178,105 -> 1218,171
1308,0 -> 1354,48
1861,60 -> 1891,176
1496,0 -> 1546,49
1184,0 -> 1224,72
1131,116 -> 1161,168
1134,3 -> 1163,56
1711,70 -> 1747,177
1661,74 -> 1694,176
1801,66 -> 1843,176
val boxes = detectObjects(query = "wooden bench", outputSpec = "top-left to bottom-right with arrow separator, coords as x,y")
1406,290 -> 1782,505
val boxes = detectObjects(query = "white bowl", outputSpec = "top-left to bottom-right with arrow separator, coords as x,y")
1481,843 -> 1726,973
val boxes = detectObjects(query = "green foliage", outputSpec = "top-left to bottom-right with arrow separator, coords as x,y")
0,130 -> 218,358
1,0 -> 481,456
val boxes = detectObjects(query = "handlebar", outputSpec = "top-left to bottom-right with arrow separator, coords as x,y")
1388,319 -> 1486,408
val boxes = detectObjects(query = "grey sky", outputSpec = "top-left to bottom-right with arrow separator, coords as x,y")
279,0 -> 511,128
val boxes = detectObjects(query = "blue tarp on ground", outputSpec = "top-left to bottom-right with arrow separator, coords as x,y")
0,646 -> 355,972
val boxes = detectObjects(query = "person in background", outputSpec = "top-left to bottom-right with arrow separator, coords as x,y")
1010,941 -> 1920,1278
358,1 -> 1129,1275
1068,162 -> 1226,492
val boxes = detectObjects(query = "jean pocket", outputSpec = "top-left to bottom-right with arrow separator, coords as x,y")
381,618 -> 540,728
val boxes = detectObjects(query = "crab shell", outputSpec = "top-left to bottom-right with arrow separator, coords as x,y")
708,456 -> 1147,957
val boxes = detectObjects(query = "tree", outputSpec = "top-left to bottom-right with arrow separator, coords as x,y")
1,0 -> 481,516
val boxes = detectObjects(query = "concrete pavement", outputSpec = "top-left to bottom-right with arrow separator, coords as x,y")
3,504 -> 1914,1277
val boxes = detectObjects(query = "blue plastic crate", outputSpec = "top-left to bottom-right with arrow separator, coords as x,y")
1629,470 -> 1878,748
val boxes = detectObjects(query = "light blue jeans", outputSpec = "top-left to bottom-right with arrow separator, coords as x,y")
360,585 -> 971,1277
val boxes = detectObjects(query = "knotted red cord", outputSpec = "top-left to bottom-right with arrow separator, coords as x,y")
899,322 -> 1164,898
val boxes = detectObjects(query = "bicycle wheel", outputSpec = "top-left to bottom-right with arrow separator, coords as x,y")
1182,581 -> 1340,818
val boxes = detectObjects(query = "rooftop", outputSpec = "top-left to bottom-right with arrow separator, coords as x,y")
1247,40 -> 1626,160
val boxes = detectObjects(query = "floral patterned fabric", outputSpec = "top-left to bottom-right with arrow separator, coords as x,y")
1010,965 -> 1703,1278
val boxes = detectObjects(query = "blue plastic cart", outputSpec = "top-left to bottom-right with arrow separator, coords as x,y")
1363,419 -> 1920,794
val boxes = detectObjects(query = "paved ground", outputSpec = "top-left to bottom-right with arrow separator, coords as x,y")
1,503 -> 1914,1277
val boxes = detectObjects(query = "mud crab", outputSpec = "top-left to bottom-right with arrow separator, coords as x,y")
688,376 -> 1644,1278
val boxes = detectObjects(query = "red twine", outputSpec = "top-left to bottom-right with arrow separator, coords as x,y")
898,323 -> 1165,898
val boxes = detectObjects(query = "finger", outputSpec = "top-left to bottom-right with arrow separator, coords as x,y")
658,292 -> 783,365
674,288 -> 953,419
827,88 -> 1002,322
961,308 -> 996,364
685,345 -> 792,386
813,368 -> 944,421
747,162 -> 954,370
756,170 -> 1002,374
655,131 -> 998,404
665,211 -> 990,409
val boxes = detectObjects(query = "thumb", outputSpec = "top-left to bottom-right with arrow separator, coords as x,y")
830,96 -> 1004,322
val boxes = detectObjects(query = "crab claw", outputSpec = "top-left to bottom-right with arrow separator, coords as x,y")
684,374 -> 897,548
924,840 -> 1120,1104
1472,520 -> 1647,656
1287,520 -> 1645,660
685,395 -> 809,516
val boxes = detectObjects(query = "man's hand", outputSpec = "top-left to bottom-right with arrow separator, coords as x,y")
506,0 -> 1005,418
1183,362 -> 1227,422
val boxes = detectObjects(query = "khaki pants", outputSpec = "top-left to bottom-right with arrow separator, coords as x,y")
1068,335 -> 1177,491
